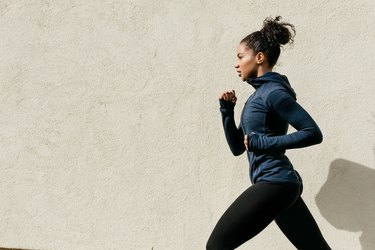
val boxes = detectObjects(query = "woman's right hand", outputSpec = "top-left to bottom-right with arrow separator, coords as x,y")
219,90 -> 237,103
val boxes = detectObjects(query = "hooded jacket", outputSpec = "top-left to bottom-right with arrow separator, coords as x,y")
219,71 -> 323,184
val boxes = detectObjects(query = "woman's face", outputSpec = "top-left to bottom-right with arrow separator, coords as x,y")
234,43 -> 261,81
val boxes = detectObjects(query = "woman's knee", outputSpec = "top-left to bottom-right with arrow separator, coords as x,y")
206,234 -> 231,250
205,241 -> 216,250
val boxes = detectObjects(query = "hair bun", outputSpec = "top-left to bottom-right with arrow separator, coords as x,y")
260,16 -> 296,47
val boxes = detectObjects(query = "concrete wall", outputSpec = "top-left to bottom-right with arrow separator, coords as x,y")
1,0 -> 374,249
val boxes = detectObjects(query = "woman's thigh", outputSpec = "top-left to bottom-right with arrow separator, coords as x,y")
275,196 -> 331,250
206,182 -> 300,250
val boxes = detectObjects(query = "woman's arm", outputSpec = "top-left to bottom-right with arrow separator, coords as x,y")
247,89 -> 323,151
219,99 -> 246,156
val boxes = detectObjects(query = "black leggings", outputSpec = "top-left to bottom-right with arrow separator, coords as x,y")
206,182 -> 331,250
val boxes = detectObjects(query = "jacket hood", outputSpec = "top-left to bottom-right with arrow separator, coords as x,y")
246,71 -> 297,100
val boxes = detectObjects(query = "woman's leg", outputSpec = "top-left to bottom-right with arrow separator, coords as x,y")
275,196 -> 331,250
206,182 -> 300,250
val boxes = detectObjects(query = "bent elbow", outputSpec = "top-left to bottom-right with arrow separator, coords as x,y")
313,129 -> 323,144
233,151 -> 244,156
231,148 -> 245,156
317,133 -> 323,144
304,127 -> 323,146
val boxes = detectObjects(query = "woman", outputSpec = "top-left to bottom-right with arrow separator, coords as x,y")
206,16 -> 331,250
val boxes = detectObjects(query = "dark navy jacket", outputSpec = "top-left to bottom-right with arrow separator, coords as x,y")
219,71 -> 323,184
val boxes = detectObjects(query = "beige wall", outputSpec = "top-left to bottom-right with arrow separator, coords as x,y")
1,1 -> 374,249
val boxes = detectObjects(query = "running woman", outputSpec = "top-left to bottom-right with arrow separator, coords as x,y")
206,16 -> 331,250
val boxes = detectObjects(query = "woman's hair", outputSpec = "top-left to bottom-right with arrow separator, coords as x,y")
240,16 -> 296,67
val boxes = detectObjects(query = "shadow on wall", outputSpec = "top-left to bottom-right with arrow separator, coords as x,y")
316,158 -> 375,250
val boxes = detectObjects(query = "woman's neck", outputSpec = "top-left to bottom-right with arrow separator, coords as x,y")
257,66 -> 273,77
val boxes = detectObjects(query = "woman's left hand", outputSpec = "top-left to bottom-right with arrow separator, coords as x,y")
244,134 -> 249,150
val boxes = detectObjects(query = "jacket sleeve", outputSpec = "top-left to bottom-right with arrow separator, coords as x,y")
219,99 -> 246,156
248,89 -> 323,151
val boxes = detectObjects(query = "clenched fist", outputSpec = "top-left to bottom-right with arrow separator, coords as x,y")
219,90 -> 237,103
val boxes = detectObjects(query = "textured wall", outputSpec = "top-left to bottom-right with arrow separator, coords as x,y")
1,0 -> 374,249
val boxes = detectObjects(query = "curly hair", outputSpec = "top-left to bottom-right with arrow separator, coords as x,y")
240,16 -> 296,67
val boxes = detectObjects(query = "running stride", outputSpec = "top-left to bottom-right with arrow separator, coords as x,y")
206,16 -> 331,250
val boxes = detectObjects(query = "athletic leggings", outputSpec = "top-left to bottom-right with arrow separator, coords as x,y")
206,181 -> 331,250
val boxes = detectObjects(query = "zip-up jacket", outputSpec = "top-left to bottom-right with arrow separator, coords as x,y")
219,71 -> 323,184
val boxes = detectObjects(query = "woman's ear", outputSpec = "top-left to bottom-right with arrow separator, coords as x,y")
255,52 -> 265,64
